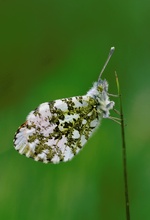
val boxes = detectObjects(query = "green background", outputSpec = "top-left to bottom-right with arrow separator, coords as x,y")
0,0 -> 150,219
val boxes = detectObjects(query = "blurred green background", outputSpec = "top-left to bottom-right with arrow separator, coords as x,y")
0,0 -> 150,219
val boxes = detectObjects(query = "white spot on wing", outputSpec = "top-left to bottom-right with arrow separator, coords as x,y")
90,119 -> 98,127
81,135 -> 87,146
54,100 -> 68,111
72,130 -> 80,139
63,146 -> 74,162
72,97 -> 83,107
45,138 -> 57,147
82,119 -> 87,124
28,142 -> 37,152
64,114 -> 79,122
57,136 -> 67,152
51,154 -> 60,164
38,152 -> 46,159
38,103 -> 52,117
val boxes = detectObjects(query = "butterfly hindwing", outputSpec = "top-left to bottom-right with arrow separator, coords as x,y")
14,96 -> 101,163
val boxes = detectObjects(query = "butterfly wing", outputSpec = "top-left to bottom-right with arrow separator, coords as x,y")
14,96 -> 101,163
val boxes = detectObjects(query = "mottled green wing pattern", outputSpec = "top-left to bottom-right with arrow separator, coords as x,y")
14,95 -> 101,163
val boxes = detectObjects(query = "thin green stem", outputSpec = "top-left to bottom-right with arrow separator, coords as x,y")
115,72 -> 130,220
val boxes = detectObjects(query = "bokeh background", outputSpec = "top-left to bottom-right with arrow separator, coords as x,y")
0,0 -> 150,220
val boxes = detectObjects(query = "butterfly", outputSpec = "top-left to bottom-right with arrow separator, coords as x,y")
13,47 -> 115,163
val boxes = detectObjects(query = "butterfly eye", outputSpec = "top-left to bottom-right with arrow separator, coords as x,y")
98,85 -> 103,92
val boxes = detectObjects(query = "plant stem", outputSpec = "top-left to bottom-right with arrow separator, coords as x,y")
115,72 -> 130,220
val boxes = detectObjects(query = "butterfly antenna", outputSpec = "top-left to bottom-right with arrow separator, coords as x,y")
98,47 -> 115,80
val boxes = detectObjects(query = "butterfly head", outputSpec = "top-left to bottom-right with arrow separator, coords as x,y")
87,79 -> 114,118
